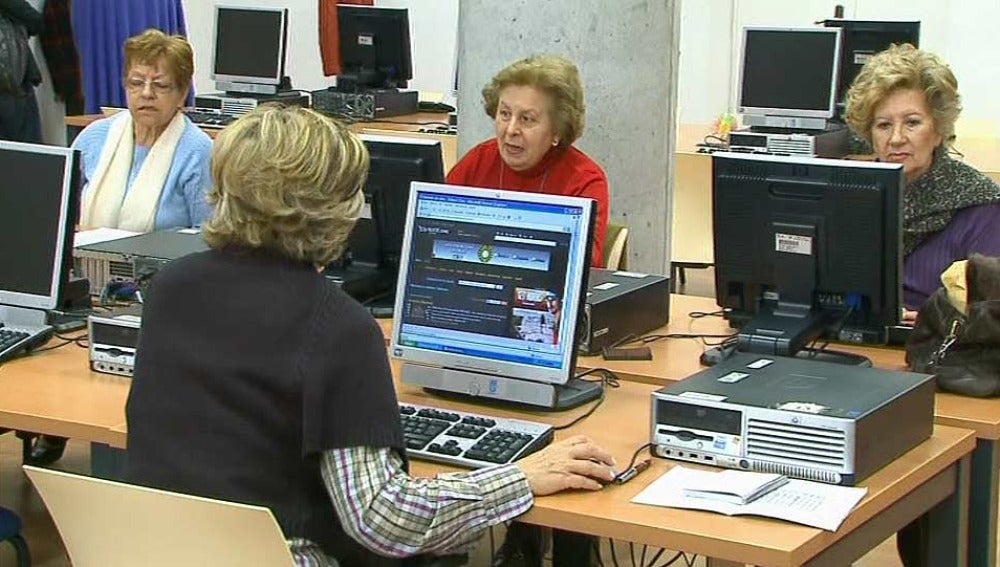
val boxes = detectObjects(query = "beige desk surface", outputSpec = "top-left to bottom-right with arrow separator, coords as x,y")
0,341 -> 128,446
3,304 -> 976,566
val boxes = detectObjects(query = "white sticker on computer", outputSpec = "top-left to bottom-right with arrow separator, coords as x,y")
775,233 -> 812,255
678,391 -> 727,401
593,282 -> 619,291
746,358 -> 774,369
717,371 -> 749,383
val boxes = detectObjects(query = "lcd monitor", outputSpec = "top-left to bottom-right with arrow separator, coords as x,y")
711,152 -> 904,365
0,141 -> 80,325
823,20 -> 920,108
738,27 -> 842,130
211,6 -> 289,95
390,183 -> 597,410
336,6 -> 413,90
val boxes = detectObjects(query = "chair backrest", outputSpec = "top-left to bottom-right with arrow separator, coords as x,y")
23,466 -> 296,567
604,222 -> 630,270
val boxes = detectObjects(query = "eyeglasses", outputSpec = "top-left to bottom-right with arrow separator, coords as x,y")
124,76 -> 176,95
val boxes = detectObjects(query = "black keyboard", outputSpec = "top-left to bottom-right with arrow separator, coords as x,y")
185,111 -> 238,129
400,403 -> 554,469
0,325 -> 52,364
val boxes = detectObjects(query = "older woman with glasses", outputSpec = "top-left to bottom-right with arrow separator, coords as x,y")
72,28 -> 213,232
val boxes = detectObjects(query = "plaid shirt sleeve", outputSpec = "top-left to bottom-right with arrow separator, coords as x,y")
321,446 -> 533,557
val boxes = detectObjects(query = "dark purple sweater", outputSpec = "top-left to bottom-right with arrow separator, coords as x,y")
904,201 -> 1000,309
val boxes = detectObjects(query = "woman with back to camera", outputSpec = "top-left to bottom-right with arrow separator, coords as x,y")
25,28 -> 215,467
447,54 -> 610,267
124,104 -> 617,566
845,44 -> 1000,319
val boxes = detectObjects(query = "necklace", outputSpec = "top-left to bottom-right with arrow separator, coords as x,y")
499,160 -> 550,191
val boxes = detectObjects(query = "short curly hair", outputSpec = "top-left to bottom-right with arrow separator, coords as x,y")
482,55 -> 586,147
123,29 -> 195,92
845,44 -> 961,148
203,104 -> 369,266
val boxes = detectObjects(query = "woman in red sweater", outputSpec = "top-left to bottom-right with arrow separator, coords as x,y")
447,54 -> 610,266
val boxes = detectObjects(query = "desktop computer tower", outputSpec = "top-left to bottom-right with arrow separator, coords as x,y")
194,91 -> 311,116
312,88 -> 419,119
577,269 -> 671,355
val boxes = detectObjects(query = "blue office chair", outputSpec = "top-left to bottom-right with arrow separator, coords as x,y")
0,506 -> 30,567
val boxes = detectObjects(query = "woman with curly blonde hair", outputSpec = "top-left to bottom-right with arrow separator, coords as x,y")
845,44 -> 1000,313
125,104 -> 615,566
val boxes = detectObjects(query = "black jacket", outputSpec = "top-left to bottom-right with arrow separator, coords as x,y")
0,0 -> 43,90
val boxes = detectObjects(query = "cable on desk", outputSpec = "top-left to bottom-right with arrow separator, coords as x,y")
29,338 -> 75,354
688,308 -> 730,319
621,332 -> 738,349
53,332 -> 89,349
552,368 -> 620,431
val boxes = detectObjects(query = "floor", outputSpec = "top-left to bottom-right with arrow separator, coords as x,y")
0,269 -> 917,566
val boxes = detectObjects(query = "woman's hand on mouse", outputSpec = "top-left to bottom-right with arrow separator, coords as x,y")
516,435 -> 616,495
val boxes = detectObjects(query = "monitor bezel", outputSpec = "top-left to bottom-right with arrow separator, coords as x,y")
0,141 -> 78,311
737,26 -> 842,120
389,182 -> 594,386
210,5 -> 288,87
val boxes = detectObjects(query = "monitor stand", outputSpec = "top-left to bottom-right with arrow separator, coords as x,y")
401,363 -> 603,411
701,303 -> 873,368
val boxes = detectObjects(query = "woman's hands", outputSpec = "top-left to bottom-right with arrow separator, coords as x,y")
516,435 -> 617,495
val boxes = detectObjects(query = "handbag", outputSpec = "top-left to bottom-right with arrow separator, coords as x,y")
905,254 -> 1000,397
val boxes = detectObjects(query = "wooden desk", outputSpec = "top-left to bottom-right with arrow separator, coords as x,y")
1,342 -> 975,566
0,343 -> 128,446
64,112 -> 459,173
583,293 -> 1000,567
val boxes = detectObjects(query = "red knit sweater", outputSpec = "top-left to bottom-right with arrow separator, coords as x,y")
447,139 -> 610,267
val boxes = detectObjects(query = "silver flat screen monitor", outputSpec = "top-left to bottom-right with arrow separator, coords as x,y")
390,182 -> 598,410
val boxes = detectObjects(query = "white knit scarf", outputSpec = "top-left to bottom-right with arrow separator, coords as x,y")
80,111 -> 186,231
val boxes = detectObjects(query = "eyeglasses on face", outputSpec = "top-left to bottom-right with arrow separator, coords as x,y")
124,76 -> 175,95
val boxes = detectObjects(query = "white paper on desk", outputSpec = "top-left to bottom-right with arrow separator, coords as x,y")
74,228 -> 140,248
632,466 -> 867,532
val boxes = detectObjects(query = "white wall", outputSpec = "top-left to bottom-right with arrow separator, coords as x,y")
677,0 -> 1000,138
180,0 -> 458,103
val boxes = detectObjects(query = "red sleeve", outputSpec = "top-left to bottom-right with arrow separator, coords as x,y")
577,174 -> 609,268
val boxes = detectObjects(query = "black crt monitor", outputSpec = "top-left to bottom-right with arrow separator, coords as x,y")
211,6 -> 289,95
390,183 -> 598,411
335,135 -> 445,306
0,141 -> 80,327
336,6 -> 413,90
737,27 -> 841,124
711,152 -> 904,365
822,20 -> 920,108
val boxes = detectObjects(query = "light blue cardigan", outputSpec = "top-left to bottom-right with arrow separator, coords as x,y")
72,115 -> 214,229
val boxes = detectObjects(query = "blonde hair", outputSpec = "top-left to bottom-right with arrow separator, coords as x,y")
482,54 -> 586,147
123,28 -> 195,92
203,104 -> 369,266
845,44 -> 961,148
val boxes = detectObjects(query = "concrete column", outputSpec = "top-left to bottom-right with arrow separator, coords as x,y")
456,0 -> 681,273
